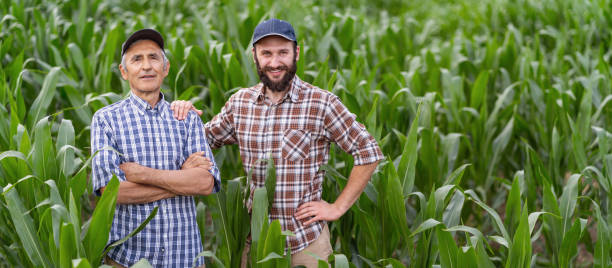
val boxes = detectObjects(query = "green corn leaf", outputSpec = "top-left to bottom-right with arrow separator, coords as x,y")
102,206 -> 159,258
410,218 -> 441,236
505,175 -> 521,238
264,157 -> 276,211
505,205 -> 531,268
261,220 -> 284,258
3,183 -> 52,267
71,258 -> 92,268
558,218 -> 587,268
193,251 -> 225,267
470,70 -> 489,109
591,200 -> 611,268
83,176 -> 119,265
251,187 -> 268,245
442,190 -> 465,228
436,226 -> 460,268
334,254 -> 350,268
465,190 -> 511,243
56,119 -> 77,177
559,174 -> 580,234
397,105 -> 420,195
31,117 -> 59,181
28,67 -> 62,128
59,222 -> 77,268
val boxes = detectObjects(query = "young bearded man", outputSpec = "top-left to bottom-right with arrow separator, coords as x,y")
171,19 -> 383,267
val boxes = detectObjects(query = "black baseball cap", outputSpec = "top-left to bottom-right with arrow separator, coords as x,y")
121,29 -> 165,57
252,18 -> 296,45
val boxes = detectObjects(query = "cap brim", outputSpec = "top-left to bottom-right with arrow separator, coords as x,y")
252,33 -> 296,45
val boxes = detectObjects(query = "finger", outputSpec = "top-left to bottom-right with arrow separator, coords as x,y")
297,202 -> 313,210
303,215 -> 320,226
198,163 -> 212,171
190,151 -> 204,157
183,103 -> 190,120
195,108 -> 203,116
178,102 -> 185,120
295,211 -> 311,220
296,207 -> 315,218
295,209 -> 306,218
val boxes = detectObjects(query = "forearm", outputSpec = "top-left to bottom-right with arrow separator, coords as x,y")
101,181 -> 177,204
333,161 -> 379,214
123,164 -> 215,196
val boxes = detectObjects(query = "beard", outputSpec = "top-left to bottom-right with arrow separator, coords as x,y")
255,55 -> 297,92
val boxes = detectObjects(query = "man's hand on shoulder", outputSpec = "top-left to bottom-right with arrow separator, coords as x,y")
170,100 -> 202,120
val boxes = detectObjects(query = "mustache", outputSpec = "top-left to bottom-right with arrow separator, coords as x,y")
261,65 -> 289,72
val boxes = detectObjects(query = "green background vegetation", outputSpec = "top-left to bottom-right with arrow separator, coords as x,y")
1,0 -> 612,267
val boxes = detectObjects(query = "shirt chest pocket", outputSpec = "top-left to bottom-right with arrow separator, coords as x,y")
282,129 -> 311,162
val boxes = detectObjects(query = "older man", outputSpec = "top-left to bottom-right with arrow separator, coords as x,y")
91,29 -> 220,267
171,19 -> 383,267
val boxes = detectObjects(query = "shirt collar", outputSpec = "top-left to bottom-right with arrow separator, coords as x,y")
128,91 -> 167,114
251,75 -> 303,104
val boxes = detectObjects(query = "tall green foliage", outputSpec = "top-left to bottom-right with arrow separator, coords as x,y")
1,0 -> 612,267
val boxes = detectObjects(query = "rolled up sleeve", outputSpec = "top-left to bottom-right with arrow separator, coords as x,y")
185,111 -> 221,193
324,95 -> 384,165
90,113 -> 125,196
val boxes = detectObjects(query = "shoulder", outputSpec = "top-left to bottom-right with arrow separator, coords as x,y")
92,98 -> 129,123
184,110 -> 204,125
232,86 -> 259,102
296,80 -> 339,104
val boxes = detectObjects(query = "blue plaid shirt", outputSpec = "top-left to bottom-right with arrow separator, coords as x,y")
91,92 -> 220,267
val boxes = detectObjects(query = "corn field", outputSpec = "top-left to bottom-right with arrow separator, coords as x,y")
1,0 -> 612,267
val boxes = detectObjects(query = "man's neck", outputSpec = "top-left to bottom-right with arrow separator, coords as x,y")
264,87 -> 289,104
132,89 -> 161,108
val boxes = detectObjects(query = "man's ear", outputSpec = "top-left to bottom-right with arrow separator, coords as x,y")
252,46 -> 256,63
296,45 -> 300,61
119,64 -> 128,80
163,61 -> 170,77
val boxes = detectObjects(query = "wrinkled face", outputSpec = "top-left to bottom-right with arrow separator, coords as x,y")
119,40 -> 169,94
253,36 -> 299,92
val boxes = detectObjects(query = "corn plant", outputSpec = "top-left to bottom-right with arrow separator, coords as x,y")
2,0 -> 612,267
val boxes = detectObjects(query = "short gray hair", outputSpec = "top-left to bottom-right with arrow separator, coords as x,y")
120,40 -> 169,71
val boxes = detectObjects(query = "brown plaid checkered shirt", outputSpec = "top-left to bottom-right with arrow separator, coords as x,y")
204,76 -> 384,253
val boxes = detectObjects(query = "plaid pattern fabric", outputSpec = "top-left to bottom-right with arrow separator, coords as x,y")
91,92 -> 220,267
204,76 -> 383,253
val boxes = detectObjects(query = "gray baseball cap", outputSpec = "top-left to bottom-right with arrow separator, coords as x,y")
252,18 -> 296,45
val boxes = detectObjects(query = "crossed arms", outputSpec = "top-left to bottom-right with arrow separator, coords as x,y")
91,110 -> 219,205
99,153 -> 215,204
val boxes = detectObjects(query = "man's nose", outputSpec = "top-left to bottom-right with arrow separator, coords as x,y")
142,58 -> 152,70
269,55 -> 282,67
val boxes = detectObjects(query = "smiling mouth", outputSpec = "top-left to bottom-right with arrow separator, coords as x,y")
268,69 -> 284,75
140,75 -> 156,79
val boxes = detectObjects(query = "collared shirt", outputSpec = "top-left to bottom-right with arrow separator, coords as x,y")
91,92 -> 220,267
204,76 -> 383,253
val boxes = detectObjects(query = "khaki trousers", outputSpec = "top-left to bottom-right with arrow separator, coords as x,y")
241,224 -> 332,268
